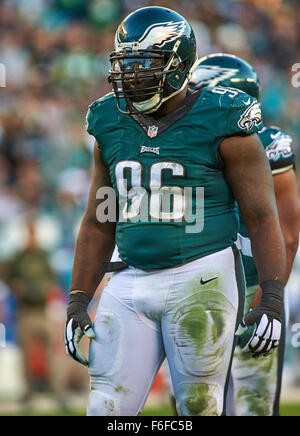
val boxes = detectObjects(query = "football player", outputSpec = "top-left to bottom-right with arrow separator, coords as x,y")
64,8 -> 287,416
189,53 -> 300,416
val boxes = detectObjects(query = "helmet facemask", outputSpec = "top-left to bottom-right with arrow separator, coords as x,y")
109,40 -> 195,115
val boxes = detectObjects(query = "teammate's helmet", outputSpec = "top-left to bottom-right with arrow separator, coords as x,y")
189,53 -> 260,100
108,6 -> 198,115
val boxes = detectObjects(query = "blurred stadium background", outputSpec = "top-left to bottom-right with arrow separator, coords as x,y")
0,0 -> 300,416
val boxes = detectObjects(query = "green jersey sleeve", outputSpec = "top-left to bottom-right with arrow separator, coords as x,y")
85,93 -> 117,139
85,106 -> 95,136
85,99 -> 103,137
225,89 -> 263,137
203,86 -> 263,139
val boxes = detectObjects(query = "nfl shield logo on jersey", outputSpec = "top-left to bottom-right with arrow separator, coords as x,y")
147,125 -> 158,138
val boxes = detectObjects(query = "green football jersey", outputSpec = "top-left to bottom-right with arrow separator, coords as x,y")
239,126 -> 295,286
86,86 -> 263,270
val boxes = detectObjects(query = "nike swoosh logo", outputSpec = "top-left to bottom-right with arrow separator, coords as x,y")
200,277 -> 218,285
244,98 -> 251,105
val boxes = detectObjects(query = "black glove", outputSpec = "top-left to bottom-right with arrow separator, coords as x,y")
241,280 -> 283,358
64,292 -> 95,366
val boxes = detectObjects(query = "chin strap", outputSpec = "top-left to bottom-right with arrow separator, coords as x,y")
132,93 -> 162,114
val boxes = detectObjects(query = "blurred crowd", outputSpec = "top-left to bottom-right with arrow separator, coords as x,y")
0,0 -> 300,408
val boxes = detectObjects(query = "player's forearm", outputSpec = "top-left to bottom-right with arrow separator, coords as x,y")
247,214 -> 286,285
70,215 -> 115,299
273,170 -> 300,285
284,234 -> 299,284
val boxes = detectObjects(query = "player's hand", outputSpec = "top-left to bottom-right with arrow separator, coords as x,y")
240,280 -> 283,358
64,291 -> 96,366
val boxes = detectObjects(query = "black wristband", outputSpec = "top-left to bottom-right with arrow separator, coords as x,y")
260,280 -> 284,294
259,280 -> 284,320
67,292 -> 91,317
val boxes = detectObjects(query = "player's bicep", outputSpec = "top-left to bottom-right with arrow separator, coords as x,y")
85,142 -> 113,225
220,133 -> 277,223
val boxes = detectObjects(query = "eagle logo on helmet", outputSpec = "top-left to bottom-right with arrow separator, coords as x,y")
238,101 -> 262,130
116,21 -> 186,50
139,21 -> 186,48
190,65 -> 239,89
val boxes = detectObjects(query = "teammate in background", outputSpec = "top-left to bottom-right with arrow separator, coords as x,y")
64,8 -> 286,416
189,53 -> 300,416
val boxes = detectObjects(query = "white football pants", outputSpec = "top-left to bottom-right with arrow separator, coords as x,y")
87,246 -> 245,416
